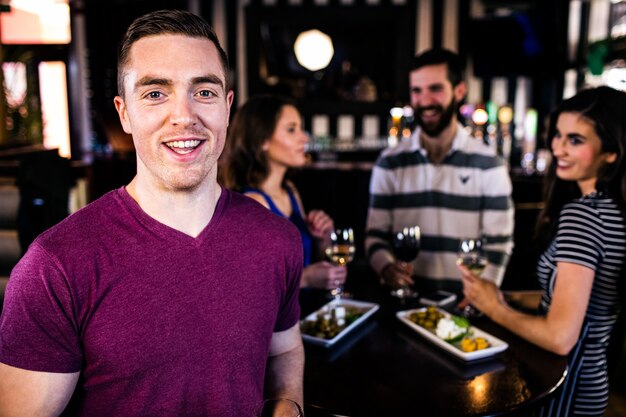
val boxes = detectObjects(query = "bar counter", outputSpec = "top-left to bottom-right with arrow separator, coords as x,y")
300,263 -> 567,417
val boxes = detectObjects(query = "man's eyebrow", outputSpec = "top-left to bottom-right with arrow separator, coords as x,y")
135,77 -> 172,90
133,75 -> 225,92
192,75 -> 225,91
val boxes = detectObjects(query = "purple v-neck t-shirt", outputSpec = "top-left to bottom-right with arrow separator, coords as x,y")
0,187 -> 302,416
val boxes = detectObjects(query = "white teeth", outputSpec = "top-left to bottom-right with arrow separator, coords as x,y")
166,140 -> 201,149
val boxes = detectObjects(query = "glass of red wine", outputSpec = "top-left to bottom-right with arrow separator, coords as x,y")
390,226 -> 420,299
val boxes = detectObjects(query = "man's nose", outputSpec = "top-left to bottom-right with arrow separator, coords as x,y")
169,95 -> 196,125
416,93 -> 434,108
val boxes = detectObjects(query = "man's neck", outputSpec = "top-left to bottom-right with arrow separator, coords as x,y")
126,176 -> 221,238
419,121 -> 458,165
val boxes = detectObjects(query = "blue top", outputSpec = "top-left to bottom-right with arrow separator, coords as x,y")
244,186 -> 313,267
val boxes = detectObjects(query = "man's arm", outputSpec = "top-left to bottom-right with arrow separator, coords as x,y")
365,162 -> 396,275
0,362 -> 79,417
265,323 -> 304,408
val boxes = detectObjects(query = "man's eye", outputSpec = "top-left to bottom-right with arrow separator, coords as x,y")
197,90 -> 214,98
147,91 -> 162,99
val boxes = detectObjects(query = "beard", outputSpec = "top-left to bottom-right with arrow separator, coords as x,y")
415,97 -> 458,137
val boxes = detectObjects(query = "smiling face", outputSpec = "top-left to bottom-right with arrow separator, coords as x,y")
263,105 -> 309,169
551,112 -> 617,195
409,63 -> 466,137
114,34 -> 234,193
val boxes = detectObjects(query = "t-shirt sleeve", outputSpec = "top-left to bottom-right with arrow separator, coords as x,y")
273,226 -> 303,332
0,242 -> 83,372
554,202 -> 605,271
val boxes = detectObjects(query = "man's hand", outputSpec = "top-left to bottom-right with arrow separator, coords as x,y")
379,261 -> 414,289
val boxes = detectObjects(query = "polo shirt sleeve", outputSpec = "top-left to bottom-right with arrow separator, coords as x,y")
366,158 -> 396,275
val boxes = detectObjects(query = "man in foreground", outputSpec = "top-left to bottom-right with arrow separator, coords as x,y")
0,10 -> 304,417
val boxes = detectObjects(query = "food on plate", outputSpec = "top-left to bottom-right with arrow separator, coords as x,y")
300,305 -> 366,340
406,307 -> 494,351
407,306 -> 444,329
460,336 -> 490,352
400,306 -> 502,357
435,315 -> 469,342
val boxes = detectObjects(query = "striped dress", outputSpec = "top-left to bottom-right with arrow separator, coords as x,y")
535,192 -> 626,417
365,124 -> 514,291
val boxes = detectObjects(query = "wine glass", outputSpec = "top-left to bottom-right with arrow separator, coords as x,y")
324,227 -> 355,299
456,238 -> 487,317
390,226 -> 420,299
256,398 -> 303,417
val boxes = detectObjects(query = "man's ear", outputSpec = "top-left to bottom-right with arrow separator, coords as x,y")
114,96 -> 132,134
225,90 -> 234,126
454,81 -> 467,103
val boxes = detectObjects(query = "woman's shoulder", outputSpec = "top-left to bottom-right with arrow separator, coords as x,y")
563,193 -> 622,216
242,189 -> 271,209
560,194 -> 625,234
284,180 -> 306,214
227,189 -> 301,240
283,180 -> 302,198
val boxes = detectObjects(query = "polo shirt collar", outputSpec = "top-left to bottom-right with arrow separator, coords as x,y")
412,122 -> 468,157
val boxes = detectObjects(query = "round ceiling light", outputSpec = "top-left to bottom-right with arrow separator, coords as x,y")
294,29 -> 334,72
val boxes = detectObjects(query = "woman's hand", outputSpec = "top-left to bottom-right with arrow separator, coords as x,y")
302,261 -> 347,290
457,263 -> 505,317
306,210 -> 334,240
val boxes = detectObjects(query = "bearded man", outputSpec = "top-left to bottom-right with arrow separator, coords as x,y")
365,48 -> 514,297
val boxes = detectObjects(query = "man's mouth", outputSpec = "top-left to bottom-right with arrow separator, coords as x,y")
418,106 -> 442,122
164,140 -> 202,155
419,107 -> 440,117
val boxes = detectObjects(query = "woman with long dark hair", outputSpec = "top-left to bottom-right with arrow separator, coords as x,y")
220,95 -> 347,290
459,86 -> 626,416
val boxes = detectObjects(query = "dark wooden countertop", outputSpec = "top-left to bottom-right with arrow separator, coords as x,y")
300,269 -> 567,417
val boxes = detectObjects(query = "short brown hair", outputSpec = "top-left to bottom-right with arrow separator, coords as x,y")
117,9 -> 231,97
410,48 -> 464,87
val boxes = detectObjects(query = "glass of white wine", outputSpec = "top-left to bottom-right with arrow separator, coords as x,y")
324,227 -> 355,299
456,238 -> 487,317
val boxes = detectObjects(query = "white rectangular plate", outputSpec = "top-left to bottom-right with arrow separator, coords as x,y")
396,307 -> 508,361
301,299 -> 379,347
